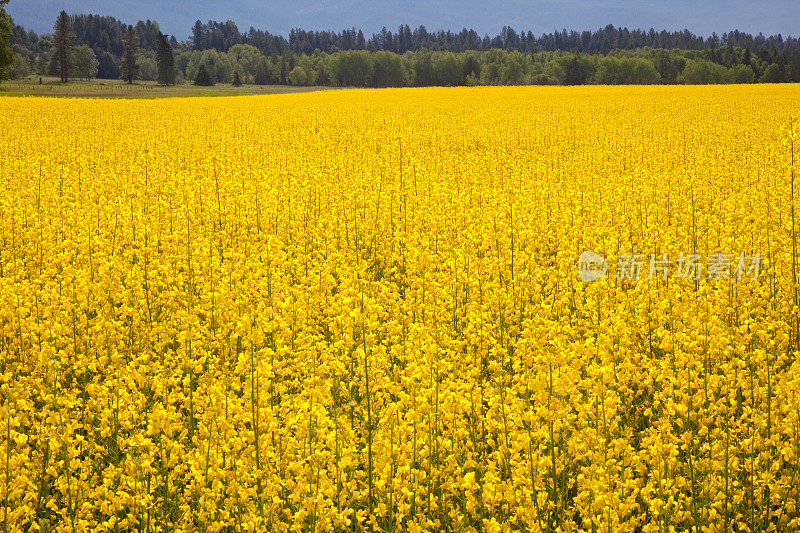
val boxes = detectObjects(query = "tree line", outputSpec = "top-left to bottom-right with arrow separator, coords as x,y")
156,46 -> 796,86
2,6 -> 800,86
43,11 -> 175,84
0,0 -> 11,79
189,20 -> 800,57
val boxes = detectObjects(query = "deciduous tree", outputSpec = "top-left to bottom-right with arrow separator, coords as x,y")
74,44 -> 98,80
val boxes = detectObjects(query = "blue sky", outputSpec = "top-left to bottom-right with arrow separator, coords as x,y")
7,0 -> 799,39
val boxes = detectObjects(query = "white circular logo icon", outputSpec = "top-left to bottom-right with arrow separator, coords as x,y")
578,250 -> 608,282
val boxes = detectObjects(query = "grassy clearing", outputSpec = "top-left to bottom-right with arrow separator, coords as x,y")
0,75 -> 333,98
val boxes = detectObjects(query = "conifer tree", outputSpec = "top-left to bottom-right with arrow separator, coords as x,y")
121,25 -> 139,83
156,31 -> 175,85
194,63 -> 213,86
53,10 -> 75,82
0,0 -> 12,81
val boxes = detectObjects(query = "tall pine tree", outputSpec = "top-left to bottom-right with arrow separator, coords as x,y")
121,25 -> 139,84
156,32 -> 175,85
0,0 -> 12,81
53,11 -> 75,82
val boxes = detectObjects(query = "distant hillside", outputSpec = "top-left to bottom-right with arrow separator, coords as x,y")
7,0 -> 800,41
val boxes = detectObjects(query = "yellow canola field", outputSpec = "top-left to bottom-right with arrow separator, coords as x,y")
1,85 -> 800,532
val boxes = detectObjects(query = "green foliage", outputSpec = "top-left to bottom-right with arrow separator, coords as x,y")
530,73 -> 557,85
313,54 -> 330,85
759,64 -> 783,83
0,0 -> 12,81
649,50 -> 686,83
558,54 -> 595,85
9,52 -> 28,78
227,45 -> 261,75
371,51 -> 405,87
499,52 -> 525,84
137,52 -> 157,81
412,50 -> 435,86
679,59 -> 733,84
7,12 -> 800,89
10,13 -> 798,89
156,32 -> 175,85
121,25 -> 140,83
53,10 -> 75,82
185,49 -> 230,83
329,50 -> 371,87
462,54 -> 481,80
731,64 -> 755,83
254,56 -> 271,85
74,44 -> 98,80
596,56 -> 660,84
288,65 -> 306,86
433,52 -> 463,85
194,63 -> 213,86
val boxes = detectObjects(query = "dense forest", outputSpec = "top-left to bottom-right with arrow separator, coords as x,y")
4,11 -> 800,86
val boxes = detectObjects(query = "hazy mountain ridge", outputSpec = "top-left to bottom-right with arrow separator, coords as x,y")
7,0 -> 800,40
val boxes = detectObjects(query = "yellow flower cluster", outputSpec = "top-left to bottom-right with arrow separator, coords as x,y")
1,85 -> 800,532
